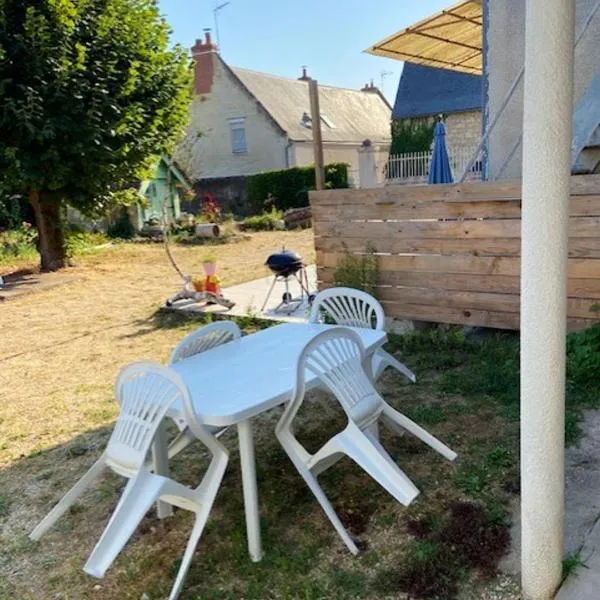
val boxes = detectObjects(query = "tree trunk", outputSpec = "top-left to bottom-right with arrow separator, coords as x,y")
29,191 -> 67,271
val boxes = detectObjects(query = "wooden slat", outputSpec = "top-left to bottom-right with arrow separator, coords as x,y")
311,175 -> 600,330
312,200 -> 520,221
377,287 -> 599,319
312,195 -> 600,222
310,180 -> 522,206
318,252 -> 600,279
378,286 -> 519,313
379,301 -> 598,331
318,267 -> 600,300
309,175 -> 600,206
315,236 -> 600,259
315,236 -> 523,257
314,217 -> 600,240
380,301 -> 520,330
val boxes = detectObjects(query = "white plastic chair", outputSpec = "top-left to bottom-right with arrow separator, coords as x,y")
276,328 -> 457,554
30,362 -> 229,600
165,321 -> 241,459
309,287 -> 416,383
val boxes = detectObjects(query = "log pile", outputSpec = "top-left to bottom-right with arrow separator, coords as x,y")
284,206 -> 312,230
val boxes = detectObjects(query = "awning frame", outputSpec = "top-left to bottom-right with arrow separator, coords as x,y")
365,0 -> 483,75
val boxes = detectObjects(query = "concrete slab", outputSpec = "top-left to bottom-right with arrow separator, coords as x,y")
166,264 -> 317,323
554,410 -> 600,600
501,409 -> 600,599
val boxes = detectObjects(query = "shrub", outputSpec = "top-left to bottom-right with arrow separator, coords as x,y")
107,210 -> 135,239
247,163 -> 349,213
0,196 -> 31,230
0,222 -> 38,263
242,207 -> 284,232
201,192 -> 222,223
65,232 -> 109,257
332,245 -> 379,298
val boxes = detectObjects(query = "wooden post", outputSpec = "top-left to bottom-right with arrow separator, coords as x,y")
308,79 -> 325,190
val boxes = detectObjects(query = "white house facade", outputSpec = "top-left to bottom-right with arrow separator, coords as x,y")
175,33 -> 392,185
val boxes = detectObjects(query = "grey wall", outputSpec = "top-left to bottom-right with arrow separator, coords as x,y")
488,0 -> 600,179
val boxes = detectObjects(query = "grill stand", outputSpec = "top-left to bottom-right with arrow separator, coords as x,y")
260,266 -> 313,315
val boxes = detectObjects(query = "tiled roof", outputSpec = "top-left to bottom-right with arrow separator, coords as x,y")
393,62 -> 482,119
230,65 -> 392,143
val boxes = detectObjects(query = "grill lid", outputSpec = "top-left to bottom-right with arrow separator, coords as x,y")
265,248 -> 303,276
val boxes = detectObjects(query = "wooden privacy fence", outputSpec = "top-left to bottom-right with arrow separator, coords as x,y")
310,175 -> 600,331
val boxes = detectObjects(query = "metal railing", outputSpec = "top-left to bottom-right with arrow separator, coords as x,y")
385,147 -> 482,184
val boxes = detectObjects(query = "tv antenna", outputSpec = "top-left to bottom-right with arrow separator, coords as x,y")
380,70 -> 393,93
214,1 -> 231,50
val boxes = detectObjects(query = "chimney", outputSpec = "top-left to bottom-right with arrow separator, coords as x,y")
361,80 -> 379,93
298,66 -> 311,81
191,29 -> 218,95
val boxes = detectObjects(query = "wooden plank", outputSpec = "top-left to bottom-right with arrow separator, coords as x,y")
380,301 -> 520,330
314,216 -> 600,240
312,200 -> 521,221
318,252 -> 520,276
318,252 -> 600,279
315,236 -> 524,257
378,286 -> 520,313
312,195 -> 600,221
318,267 -> 600,299
570,174 -> 600,195
309,175 -> 600,207
380,301 -> 598,331
378,287 -> 599,319
314,219 -> 522,240
315,236 -> 600,259
310,180 -> 523,206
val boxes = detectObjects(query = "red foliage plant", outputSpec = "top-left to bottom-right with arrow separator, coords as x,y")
202,192 -> 221,223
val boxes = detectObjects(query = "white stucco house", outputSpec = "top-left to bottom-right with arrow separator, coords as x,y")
366,0 -> 600,181
174,32 -> 392,188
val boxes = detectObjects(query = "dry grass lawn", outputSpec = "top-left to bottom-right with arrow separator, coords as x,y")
0,230 -> 314,465
0,230 -> 522,600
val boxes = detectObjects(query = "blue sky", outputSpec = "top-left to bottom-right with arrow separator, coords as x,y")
157,1 -> 452,104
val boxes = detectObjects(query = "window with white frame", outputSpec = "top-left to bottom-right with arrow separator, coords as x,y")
229,117 -> 247,154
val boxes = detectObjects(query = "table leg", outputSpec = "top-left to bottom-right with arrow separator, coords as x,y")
152,419 -> 173,519
237,420 -> 263,562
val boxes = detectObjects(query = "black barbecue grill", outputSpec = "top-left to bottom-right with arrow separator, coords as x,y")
261,248 -> 313,313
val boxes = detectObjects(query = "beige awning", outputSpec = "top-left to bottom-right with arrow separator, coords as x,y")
365,0 -> 483,75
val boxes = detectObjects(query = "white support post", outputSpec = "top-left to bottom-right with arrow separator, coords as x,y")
520,0 -> 574,598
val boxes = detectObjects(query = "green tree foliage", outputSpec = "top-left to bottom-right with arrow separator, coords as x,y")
0,0 -> 192,269
391,118 -> 436,155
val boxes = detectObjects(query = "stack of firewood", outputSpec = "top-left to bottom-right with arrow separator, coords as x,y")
284,206 -> 312,230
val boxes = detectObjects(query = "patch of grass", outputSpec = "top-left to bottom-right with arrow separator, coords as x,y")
241,207 -> 283,232
376,502 -> 510,600
562,551 -> 588,582
0,225 -> 38,267
373,539 -> 460,599
0,495 -> 9,518
65,231 -> 109,257
405,402 -> 446,425
390,324 -> 600,445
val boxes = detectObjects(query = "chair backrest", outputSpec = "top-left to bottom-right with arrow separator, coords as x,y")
170,321 -> 241,365
309,288 -> 385,330
293,328 -> 384,429
107,362 -> 191,473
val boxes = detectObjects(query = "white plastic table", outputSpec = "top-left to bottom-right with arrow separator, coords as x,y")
154,323 -> 387,562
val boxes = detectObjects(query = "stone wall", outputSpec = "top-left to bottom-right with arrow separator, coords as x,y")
174,56 -> 289,180
444,110 -> 482,158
